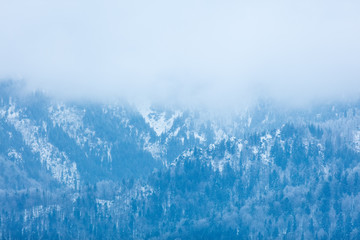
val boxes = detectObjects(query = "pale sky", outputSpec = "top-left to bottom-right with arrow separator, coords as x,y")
0,0 -> 359,108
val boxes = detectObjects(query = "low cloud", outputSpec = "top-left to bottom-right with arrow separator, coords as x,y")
1,0 -> 359,109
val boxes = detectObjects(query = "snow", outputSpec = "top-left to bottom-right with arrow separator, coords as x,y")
275,129 -> 281,137
165,127 -> 181,144
2,102 -> 80,189
260,134 -> 272,142
49,104 -> 112,162
236,142 -> 243,158
8,149 -> 22,164
259,134 -> 272,164
214,128 -> 227,144
173,127 -> 181,136
107,145 -> 112,163
143,134 -> 165,161
237,142 -> 243,152
139,185 -> 154,197
24,205 -> 61,222
138,105 -> 182,136
72,193 -> 80,203
166,127 -> 181,140
210,156 -> 231,173
96,199 -> 114,208
49,104 -> 84,144
353,130 -> 360,152
170,149 -> 193,167
252,147 -> 259,155
261,114 -> 269,124
247,116 -> 252,127
194,132 -> 206,144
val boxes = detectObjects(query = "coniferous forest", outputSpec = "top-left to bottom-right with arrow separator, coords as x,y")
1,82 -> 360,239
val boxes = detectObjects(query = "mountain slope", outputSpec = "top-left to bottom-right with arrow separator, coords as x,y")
1,81 -> 360,239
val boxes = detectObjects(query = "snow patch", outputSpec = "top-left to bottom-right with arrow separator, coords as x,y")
49,104 -> 112,162
275,129 -> 281,137
96,199 -> 113,208
138,105 -> 182,136
247,116 -> 252,127
143,134 -> 165,161
354,131 -> 360,152
194,132 -> 206,144
3,103 -> 80,189
214,128 -> 227,144
252,147 -> 259,155
24,205 -> 61,222
8,149 -> 22,164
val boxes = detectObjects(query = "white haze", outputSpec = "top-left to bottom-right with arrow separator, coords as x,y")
0,0 -> 359,109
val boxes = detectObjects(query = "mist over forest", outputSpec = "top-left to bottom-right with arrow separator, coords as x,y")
1,0 -> 360,239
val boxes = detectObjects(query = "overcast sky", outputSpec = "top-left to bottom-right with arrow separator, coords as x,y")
0,0 -> 359,108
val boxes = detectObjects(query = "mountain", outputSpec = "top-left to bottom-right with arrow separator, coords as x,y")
1,80 -> 360,239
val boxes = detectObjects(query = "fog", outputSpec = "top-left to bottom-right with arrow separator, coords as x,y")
0,0 -> 359,109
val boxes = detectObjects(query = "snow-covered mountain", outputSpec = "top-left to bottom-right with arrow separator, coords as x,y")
2,80 -> 360,239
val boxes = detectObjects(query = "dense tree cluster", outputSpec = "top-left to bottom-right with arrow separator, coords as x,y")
2,81 -> 360,239
2,121 -> 360,239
